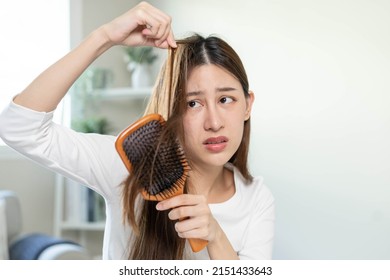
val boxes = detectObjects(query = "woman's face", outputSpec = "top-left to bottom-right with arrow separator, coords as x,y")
182,64 -> 254,170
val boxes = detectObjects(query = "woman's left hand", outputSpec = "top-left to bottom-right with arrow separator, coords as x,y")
156,194 -> 218,241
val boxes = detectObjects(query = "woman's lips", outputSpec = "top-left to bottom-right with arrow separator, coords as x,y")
203,136 -> 228,152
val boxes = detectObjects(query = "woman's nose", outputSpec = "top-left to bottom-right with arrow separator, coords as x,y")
204,106 -> 224,131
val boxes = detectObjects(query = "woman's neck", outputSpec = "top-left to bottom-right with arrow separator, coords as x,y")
187,164 -> 235,204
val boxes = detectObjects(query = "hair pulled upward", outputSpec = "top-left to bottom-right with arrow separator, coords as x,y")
122,34 -> 253,259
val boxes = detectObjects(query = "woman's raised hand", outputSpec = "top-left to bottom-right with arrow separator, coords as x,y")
13,2 -> 175,112
101,1 -> 176,49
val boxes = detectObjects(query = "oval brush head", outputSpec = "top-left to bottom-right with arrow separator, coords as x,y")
115,114 -> 189,201
115,113 -> 208,253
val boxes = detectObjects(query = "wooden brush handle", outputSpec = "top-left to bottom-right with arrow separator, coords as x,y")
189,238 -> 208,253
179,216 -> 208,252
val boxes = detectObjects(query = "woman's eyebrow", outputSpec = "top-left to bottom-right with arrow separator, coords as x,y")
187,87 -> 238,97
216,87 -> 238,92
186,90 -> 203,97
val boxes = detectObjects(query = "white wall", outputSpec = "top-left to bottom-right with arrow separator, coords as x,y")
150,0 -> 390,259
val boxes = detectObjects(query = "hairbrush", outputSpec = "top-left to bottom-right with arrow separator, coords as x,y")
115,113 -> 208,253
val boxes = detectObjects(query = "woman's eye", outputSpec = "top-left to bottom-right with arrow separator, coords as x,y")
220,96 -> 234,104
188,100 -> 201,108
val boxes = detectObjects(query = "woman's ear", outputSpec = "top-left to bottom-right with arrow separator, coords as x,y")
244,91 -> 255,121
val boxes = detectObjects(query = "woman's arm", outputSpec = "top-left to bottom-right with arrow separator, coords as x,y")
14,1 -> 176,112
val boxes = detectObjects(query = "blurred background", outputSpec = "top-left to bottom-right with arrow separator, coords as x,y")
0,0 -> 389,259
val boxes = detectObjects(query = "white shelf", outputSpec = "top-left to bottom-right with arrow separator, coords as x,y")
95,87 -> 152,100
61,221 -> 105,231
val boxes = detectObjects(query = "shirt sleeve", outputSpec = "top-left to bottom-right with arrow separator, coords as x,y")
0,101 -> 128,200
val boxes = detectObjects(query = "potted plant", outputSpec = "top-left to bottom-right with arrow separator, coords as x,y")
71,117 -> 110,135
123,46 -> 158,88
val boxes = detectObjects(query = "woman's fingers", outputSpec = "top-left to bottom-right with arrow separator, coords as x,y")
156,194 -> 214,240
134,2 -> 175,48
175,217 -> 209,239
156,194 -> 206,211
140,13 -> 176,47
167,204 -> 207,220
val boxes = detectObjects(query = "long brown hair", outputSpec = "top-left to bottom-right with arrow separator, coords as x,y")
122,34 -> 253,259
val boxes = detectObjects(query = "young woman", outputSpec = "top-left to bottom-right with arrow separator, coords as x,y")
0,2 -> 274,260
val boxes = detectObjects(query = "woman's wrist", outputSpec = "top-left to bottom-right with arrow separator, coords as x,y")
207,221 -> 239,260
85,26 -> 116,58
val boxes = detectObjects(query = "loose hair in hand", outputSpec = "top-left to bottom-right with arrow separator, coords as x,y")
122,34 -> 253,259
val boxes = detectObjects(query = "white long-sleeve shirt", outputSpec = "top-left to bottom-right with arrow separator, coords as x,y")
0,101 -> 275,259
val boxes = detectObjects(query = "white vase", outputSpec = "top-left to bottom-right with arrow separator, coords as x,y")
128,63 -> 152,88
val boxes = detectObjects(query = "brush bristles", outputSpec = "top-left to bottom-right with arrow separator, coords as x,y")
121,119 -> 189,200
